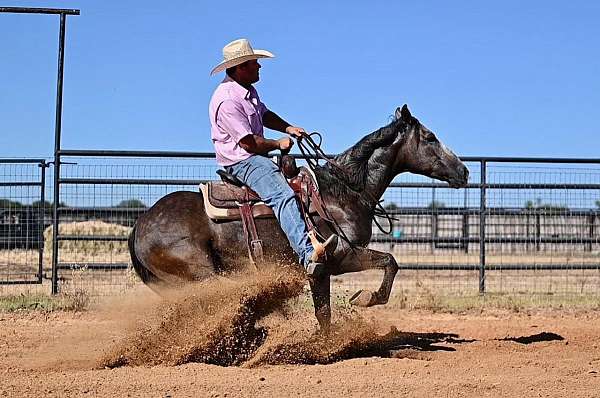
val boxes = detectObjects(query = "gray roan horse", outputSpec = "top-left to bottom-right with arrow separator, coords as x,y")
128,105 -> 469,330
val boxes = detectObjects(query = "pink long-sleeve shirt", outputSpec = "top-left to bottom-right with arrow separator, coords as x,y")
208,76 -> 269,166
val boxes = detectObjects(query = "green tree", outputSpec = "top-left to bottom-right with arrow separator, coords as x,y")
383,202 -> 399,211
596,200 -> 600,208
31,200 -> 67,209
524,197 -> 568,212
117,199 -> 147,208
0,199 -> 23,209
31,200 -> 53,209
427,200 -> 446,209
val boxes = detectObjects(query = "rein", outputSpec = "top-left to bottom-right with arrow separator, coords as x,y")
297,132 -> 347,173
296,132 -> 398,236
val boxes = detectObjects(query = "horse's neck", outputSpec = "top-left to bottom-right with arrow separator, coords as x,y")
361,145 -> 399,206
328,143 -> 399,209
317,121 -> 407,211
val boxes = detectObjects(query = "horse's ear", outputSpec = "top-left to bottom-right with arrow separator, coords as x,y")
394,107 -> 402,121
395,105 -> 412,122
401,104 -> 412,122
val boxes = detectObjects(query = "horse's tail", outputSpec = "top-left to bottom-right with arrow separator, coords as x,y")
128,225 -> 160,285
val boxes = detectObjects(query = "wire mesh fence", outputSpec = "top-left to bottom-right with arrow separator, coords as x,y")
0,159 -> 47,285
483,163 -> 600,298
355,160 -> 600,300
1,154 -> 599,302
52,154 -> 218,295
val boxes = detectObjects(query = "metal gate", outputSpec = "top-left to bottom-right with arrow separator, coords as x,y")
0,159 -> 48,284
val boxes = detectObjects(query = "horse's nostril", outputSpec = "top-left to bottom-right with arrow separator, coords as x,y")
463,165 -> 470,179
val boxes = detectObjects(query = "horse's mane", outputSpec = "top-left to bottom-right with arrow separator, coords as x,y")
315,117 -> 404,197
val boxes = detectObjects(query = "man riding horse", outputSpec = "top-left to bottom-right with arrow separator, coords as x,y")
208,38 -> 338,275
128,39 -> 468,330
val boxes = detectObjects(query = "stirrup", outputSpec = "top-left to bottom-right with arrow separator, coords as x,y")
309,233 -> 338,263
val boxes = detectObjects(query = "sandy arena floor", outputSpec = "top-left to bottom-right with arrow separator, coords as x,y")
1,304 -> 600,397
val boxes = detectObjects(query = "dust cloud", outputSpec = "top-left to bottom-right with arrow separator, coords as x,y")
100,266 -> 305,367
96,265 -> 461,368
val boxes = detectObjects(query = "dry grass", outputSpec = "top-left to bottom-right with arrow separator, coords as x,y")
2,270 -> 600,315
0,220 -> 599,309
43,221 -> 131,259
393,253 -> 600,265
331,268 -> 600,312
386,291 -> 600,313
0,291 -> 90,312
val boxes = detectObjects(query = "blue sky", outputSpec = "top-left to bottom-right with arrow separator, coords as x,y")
1,0 -> 599,159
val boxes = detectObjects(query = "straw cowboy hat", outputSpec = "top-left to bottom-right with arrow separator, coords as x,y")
210,38 -> 274,76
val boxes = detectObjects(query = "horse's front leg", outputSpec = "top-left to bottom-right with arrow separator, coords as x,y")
309,274 -> 331,331
334,248 -> 399,307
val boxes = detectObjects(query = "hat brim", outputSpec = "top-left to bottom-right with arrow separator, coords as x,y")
210,49 -> 274,76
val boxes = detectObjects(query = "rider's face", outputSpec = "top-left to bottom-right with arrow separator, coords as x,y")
238,59 -> 261,84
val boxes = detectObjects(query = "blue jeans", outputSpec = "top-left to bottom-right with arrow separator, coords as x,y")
227,155 -> 314,266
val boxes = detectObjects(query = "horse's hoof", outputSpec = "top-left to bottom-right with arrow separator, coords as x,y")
349,290 -> 376,307
316,324 -> 331,336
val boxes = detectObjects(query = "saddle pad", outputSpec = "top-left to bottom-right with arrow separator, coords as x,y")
207,181 -> 261,209
200,184 -> 274,221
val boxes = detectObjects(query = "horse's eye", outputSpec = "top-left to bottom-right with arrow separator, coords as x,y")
424,134 -> 437,143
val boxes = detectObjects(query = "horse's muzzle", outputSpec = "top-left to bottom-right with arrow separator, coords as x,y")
448,165 -> 469,188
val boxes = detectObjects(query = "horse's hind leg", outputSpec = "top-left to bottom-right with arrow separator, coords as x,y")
334,248 -> 398,307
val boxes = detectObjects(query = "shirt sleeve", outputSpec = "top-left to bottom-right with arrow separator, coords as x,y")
258,100 -> 269,119
215,99 -> 253,143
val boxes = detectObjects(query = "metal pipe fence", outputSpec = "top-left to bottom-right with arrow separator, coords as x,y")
0,159 -> 48,285
1,6 -> 80,293
1,152 -> 600,298
36,151 -> 600,298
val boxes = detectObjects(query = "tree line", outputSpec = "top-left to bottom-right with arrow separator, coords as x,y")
0,199 -> 147,209
383,199 -> 600,211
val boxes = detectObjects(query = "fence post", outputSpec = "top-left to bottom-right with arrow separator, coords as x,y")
462,189 -> 469,253
588,212 -> 596,252
479,160 -> 487,294
51,13 -> 67,295
38,161 -> 47,283
430,186 -> 436,252
462,213 -> 469,253
526,213 -> 530,251
535,212 -> 541,252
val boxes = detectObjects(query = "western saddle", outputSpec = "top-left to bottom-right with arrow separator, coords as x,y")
198,155 -> 330,265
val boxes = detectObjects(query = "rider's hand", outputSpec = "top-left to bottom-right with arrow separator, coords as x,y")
277,137 -> 294,152
285,126 -> 305,138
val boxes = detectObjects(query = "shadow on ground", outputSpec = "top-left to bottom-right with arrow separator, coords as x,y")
497,332 -> 564,345
245,326 -> 477,366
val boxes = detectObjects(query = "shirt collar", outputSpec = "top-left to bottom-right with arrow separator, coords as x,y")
222,75 -> 256,100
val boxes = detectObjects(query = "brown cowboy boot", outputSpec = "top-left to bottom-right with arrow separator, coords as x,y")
308,232 -> 338,263
306,233 -> 338,276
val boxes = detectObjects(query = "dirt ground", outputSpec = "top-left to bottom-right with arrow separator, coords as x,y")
1,302 -> 600,398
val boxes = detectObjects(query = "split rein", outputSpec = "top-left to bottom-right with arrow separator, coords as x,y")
295,132 -> 398,236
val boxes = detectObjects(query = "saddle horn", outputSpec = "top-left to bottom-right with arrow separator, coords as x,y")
280,154 -> 299,179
